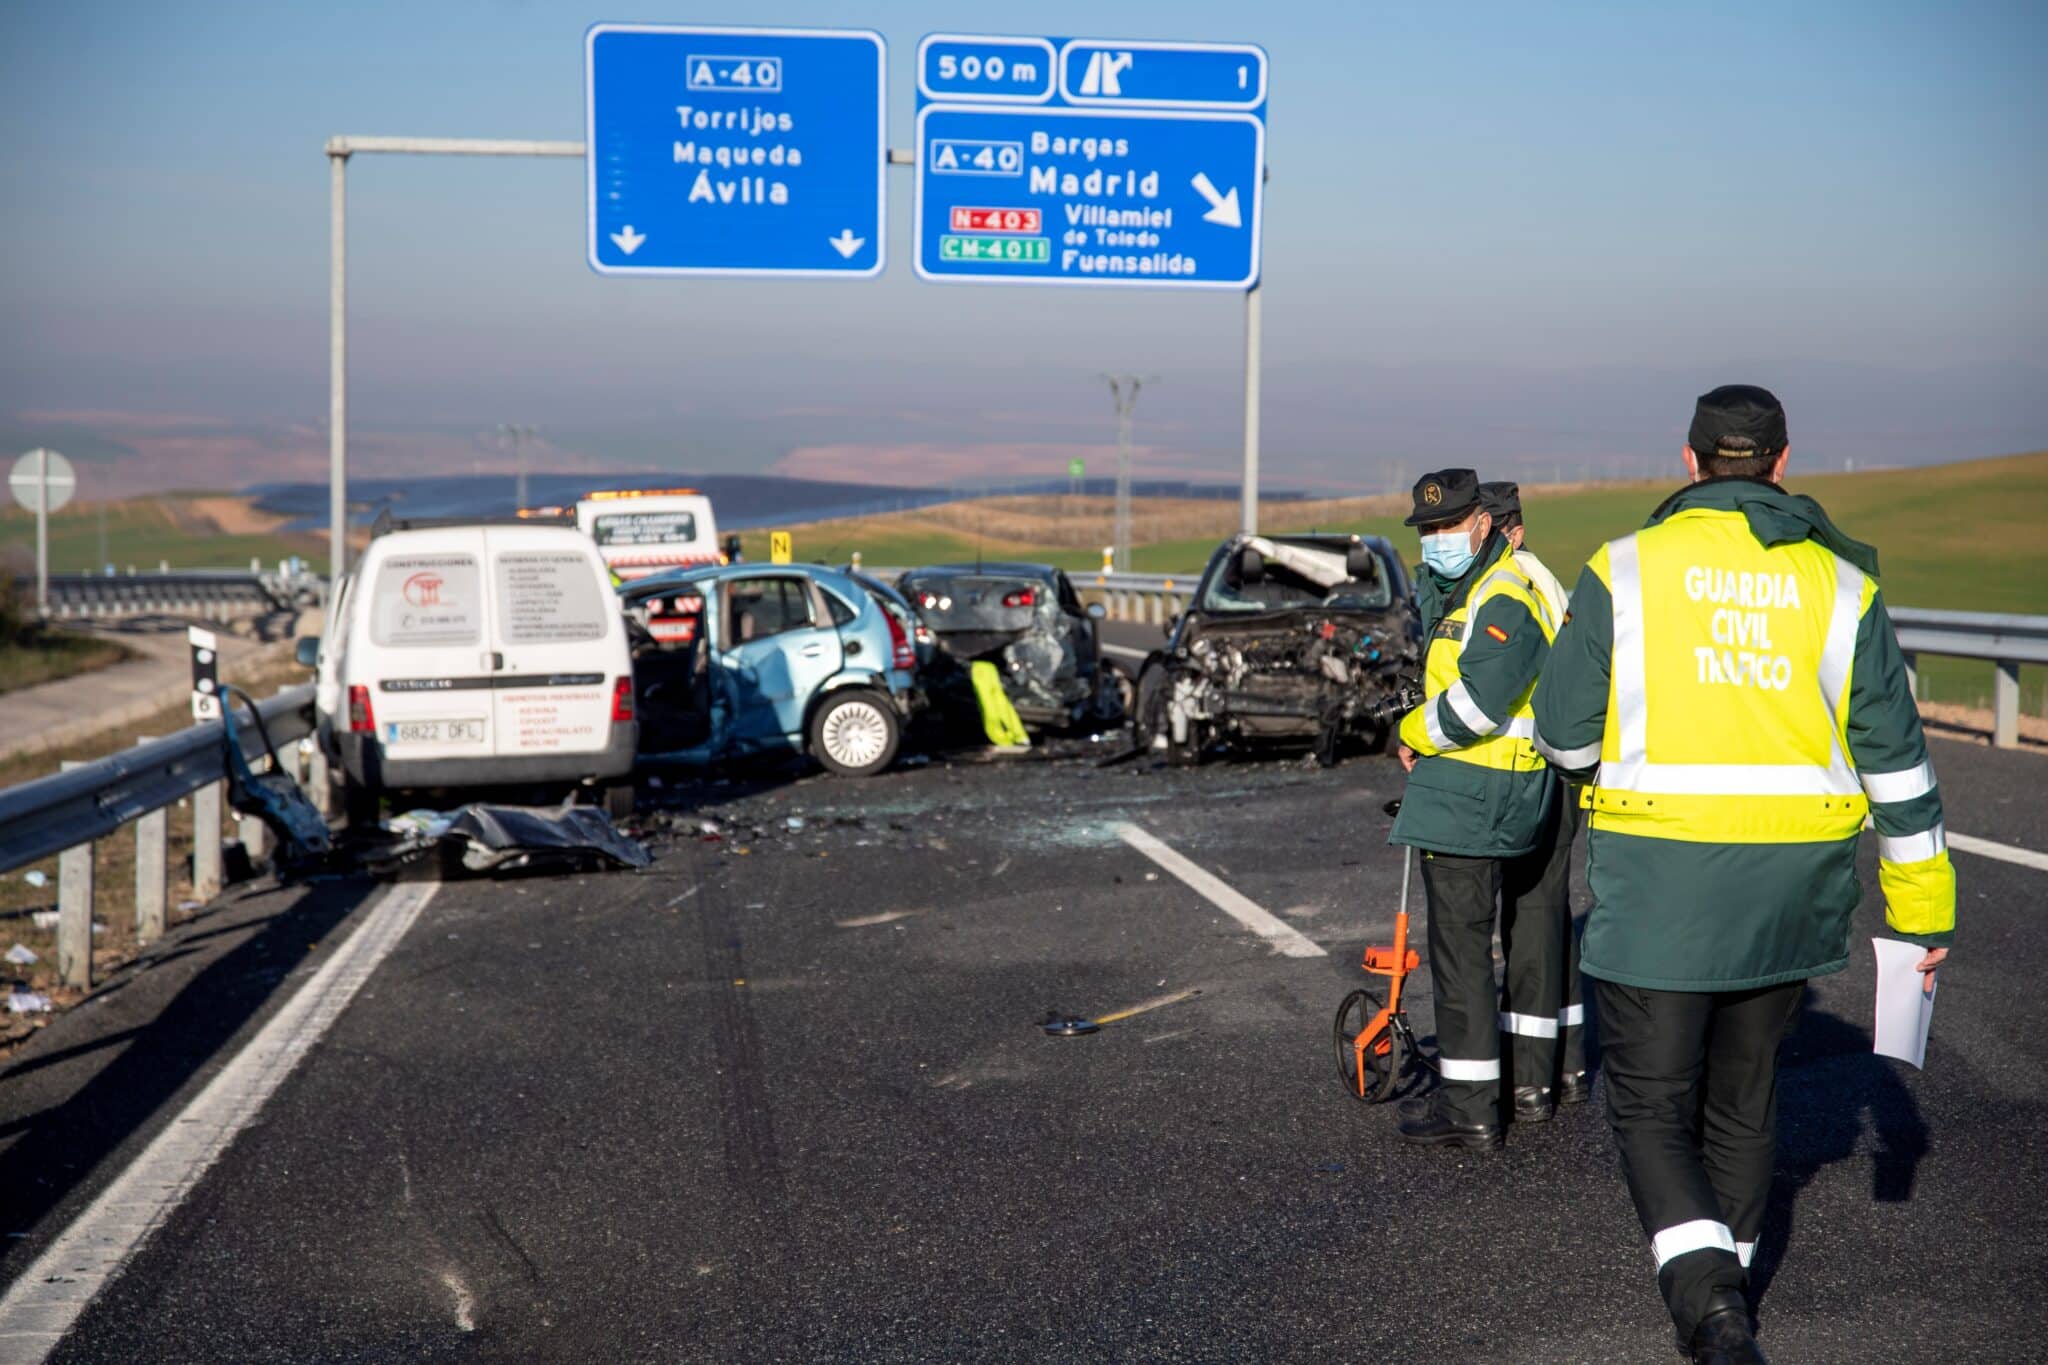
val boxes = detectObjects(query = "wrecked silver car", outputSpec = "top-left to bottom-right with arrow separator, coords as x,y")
899,563 -> 1130,733
1133,534 -> 1420,766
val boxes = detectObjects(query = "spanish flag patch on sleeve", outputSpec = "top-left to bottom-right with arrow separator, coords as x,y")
1484,624 -> 1509,643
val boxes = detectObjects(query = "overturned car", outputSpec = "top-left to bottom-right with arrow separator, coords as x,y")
1133,534 -> 1421,766
899,562 -> 1130,734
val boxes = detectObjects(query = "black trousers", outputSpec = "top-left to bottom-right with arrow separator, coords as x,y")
1496,797 -> 1585,1090
1418,834 -> 1566,1124
1593,977 -> 1805,1340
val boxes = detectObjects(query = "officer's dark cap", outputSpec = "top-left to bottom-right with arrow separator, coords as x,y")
1405,468 -> 1482,527
1689,385 -> 1788,459
1478,480 -> 1522,525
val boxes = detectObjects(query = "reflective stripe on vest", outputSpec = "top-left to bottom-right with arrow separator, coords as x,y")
1418,558 -> 1555,771
1592,513 -> 1871,844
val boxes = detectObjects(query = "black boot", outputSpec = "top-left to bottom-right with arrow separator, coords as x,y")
1688,1292 -> 1766,1364
1396,1100 -> 1503,1149
1512,1085 -> 1555,1123
1557,1070 -> 1591,1105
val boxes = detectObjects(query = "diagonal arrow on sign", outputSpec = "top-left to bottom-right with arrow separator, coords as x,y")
1189,172 -> 1242,229
610,225 -> 646,255
828,229 -> 866,259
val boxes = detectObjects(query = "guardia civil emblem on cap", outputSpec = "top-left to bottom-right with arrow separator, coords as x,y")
1423,483 -> 1443,506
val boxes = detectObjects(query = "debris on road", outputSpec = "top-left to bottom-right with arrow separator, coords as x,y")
21,871 -> 47,889
353,804 -> 653,878
4,945 -> 36,966
30,912 -> 58,930
7,991 -> 51,1015
1040,988 -> 1203,1038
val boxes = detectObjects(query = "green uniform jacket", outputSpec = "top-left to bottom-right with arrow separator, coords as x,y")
1391,533 -> 1559,858
1532,479 -> 1957,992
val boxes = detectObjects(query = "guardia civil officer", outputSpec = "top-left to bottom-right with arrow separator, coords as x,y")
1477,480 -> 1587,1117
1531,386 -> 1955,1364
1390,469 -> 1561,1149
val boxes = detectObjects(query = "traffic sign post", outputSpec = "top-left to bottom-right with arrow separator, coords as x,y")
8,448 -> 77,617
586,24 -> 887,277
914,34 -> 1269,532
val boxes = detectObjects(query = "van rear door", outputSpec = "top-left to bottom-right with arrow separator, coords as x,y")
361,533 -> 496,762
484,526 -> 619,758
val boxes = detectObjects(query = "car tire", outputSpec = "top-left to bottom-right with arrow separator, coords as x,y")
809,690 -> 900,777
1134,664 -> 1168,746
1095,658 -> 1136,724
339,776 -> 380,830
602,783 -> 636,820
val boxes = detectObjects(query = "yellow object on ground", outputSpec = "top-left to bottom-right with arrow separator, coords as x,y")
969,661 -> 1030,747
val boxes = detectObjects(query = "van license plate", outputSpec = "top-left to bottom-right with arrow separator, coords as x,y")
388,719 -> 484,744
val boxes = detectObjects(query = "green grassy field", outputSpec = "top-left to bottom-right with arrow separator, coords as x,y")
0,500 -> 314,576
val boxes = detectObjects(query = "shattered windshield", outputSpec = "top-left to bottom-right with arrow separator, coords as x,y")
1198,541 -> 1394,614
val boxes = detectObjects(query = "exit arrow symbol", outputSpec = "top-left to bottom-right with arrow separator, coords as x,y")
829,228 -> 866,259
610,224 -> 646,255
1190,173 -> 1242,229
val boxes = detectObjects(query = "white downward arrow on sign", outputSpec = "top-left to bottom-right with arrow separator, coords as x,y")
610,225 -> 646,255
1190,173 -> 1242,229
829,229 -> 866,259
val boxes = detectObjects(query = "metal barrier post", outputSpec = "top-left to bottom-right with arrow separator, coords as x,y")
134,737 -> 167,945
57,762 -> 93,990
193,782 -> 223,901
307,742 -> 332,816
1994,660 -> 2020,750
239,812 -> 271,866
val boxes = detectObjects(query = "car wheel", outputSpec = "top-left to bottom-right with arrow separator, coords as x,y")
340,777 -> 380,830
1134,665 -> 1167,746
601,783 -> 636,820
810,690 -> 900,777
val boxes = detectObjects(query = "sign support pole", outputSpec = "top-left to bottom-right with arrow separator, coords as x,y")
35,447 -> 49,617
328,149 -> 349,595
1241,281 -> 1262,536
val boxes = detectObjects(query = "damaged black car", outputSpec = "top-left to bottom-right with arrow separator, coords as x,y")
1133,534 -> 1420,766
899,562 -> 1131,734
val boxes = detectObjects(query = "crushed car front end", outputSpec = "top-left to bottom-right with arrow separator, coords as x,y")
1138,534 -> 1420,766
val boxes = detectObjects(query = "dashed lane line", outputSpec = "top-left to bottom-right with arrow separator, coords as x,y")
1948,832 -> 2048,874
1114,822 -> 1327,958
0,881 -> 438,1362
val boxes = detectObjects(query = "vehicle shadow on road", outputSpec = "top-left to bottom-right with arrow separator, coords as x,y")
1751,994 -> 1928,1308
0,879 -> 378,1285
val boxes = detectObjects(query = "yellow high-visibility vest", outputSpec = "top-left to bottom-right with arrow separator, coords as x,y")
1405,556 -> 1556,772
1579,508 -> 1873,844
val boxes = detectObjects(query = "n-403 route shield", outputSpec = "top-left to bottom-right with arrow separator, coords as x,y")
915,105 -> 1262,289
585,24 -> 886,277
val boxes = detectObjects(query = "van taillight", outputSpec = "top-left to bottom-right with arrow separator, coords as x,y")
1001,588 -> 1036,608
884,610 -> 915,670
611,675 -> 636,723
347,685 -> 376,734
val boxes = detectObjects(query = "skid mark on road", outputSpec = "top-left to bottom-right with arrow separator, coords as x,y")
0,881 -> 437,1362
1949,831 -> 2048,873
1114,822 -> 1327,958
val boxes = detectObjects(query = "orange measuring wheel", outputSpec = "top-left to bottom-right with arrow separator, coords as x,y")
1333,843 -> 1425,1104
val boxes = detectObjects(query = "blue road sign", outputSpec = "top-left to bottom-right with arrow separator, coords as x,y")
915,34 -> 1266,289
586,24 -> 886,277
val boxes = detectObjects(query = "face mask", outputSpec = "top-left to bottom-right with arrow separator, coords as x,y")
1420,529 -> 1477,578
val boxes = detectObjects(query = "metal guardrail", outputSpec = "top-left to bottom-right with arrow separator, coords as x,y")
1891,608 -> 2048,749
0,686 -> 323,991
21,569 -> 321,620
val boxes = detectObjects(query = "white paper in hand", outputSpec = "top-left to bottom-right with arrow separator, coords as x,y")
1872,937 -> 1937,1069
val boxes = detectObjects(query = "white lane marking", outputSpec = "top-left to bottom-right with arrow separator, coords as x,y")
1100,643 -> 1150,662
0,882 -> 436,1360
1114,822 -> 1326,958
1948,831 -> 2048,873
834,907 -> 928,928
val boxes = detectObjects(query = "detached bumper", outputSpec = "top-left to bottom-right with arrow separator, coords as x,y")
340,723 -> 638,790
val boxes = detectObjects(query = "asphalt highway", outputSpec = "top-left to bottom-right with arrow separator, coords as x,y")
3,625 -> 2042,1362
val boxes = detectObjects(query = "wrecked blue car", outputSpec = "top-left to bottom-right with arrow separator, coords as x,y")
617,563 -> 921,776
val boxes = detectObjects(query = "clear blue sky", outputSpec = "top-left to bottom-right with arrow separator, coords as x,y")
1,0 -> 2042,493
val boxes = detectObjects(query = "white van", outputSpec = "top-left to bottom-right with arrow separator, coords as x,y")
306,517 -> 637,818
574,489 -> 722,583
